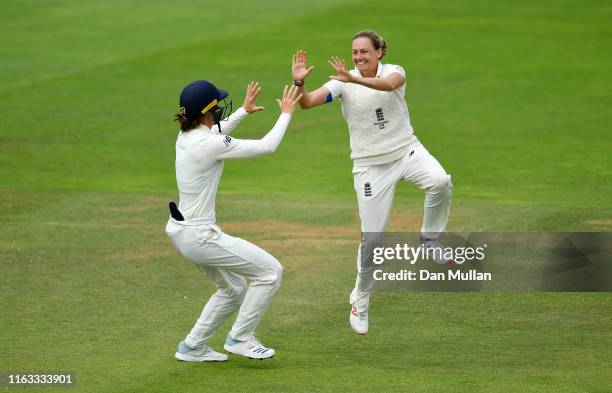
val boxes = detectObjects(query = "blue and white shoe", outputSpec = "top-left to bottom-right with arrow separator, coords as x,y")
175,341 -> 228,362
224,335 -> 275,360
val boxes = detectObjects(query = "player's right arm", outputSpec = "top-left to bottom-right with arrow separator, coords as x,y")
212,85 -> 302,160
292,50 -> 331,109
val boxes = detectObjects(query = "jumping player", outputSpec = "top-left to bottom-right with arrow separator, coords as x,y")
166,81 -> 301,361
290,30 -> 453,335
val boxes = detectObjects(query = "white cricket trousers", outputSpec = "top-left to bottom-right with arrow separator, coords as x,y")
165,218 -> 283,345
350,143 -> 452,311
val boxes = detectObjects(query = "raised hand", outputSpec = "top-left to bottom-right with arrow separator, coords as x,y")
277,84 -> 303,115
328,56 -> 354,83
242,81 -> 265,113
292,50 -> 315,81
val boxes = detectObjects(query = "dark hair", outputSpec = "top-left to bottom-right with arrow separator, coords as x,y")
173,111 -> 205,132
352,30 -> 387,59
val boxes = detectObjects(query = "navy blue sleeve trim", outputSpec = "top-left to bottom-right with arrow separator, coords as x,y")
325,92 -> 333,103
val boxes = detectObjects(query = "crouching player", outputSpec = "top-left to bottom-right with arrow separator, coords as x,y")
166,80 -> 301,361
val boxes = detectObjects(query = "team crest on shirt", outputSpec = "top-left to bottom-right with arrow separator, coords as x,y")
373,107 -> 389,130
223,135 -> 232,147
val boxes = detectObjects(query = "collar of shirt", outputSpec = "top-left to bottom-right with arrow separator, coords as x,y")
194,124 -> 216,134
354,62 -> 383,78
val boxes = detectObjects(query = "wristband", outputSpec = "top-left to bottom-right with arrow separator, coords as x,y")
292,80 -> 305,87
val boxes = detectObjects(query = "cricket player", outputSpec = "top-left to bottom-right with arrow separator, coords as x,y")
290,30 -> 453,335
166,80 -> 301,361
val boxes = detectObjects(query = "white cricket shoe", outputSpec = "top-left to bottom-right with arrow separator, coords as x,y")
350,305 -> 368,335
224,335 -> 275,360
175,341 -> 228,362
421,237 -> 455,265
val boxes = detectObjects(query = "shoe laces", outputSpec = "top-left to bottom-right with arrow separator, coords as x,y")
249,336 -> 264,348
352,305 -> 368,319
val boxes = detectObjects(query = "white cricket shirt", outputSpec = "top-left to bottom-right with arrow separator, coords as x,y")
174,107 -> 291,222
324,62 -> 419,166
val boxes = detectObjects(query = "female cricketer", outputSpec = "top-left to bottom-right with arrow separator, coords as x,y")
290,30 -> 453,335
166,81 -> 301,361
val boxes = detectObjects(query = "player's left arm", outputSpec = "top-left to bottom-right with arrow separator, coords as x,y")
328,57 -> 405,92
212,81 -> 265,135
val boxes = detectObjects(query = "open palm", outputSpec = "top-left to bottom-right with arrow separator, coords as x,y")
292,50 -> 314,81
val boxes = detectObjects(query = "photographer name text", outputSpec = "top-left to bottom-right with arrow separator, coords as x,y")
374,269 -> 491,281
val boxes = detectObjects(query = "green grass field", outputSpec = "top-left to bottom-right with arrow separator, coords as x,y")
1,1 -> 611,392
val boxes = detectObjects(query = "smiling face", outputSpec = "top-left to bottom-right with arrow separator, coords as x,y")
352,36 -> 382,77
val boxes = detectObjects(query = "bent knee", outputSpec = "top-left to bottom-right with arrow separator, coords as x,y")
254,261 -> 283,287
270,263 -> 283,285
217,284 -> 247,302
430,174 -> 452,193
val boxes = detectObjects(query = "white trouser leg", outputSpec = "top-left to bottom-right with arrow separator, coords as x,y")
400,145 -> 452,239
165,222 -> 283,343
224,237 -> 283,341
348,145 -> 452,310
185,267 -> 247,348
350,163 -> 399,311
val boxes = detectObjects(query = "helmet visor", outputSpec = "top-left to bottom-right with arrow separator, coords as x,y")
211,96 -> 232,124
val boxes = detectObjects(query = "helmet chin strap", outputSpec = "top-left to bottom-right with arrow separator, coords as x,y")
205,108 -> 222,133
213,109 -> 223,133
209,100 -> 231,133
